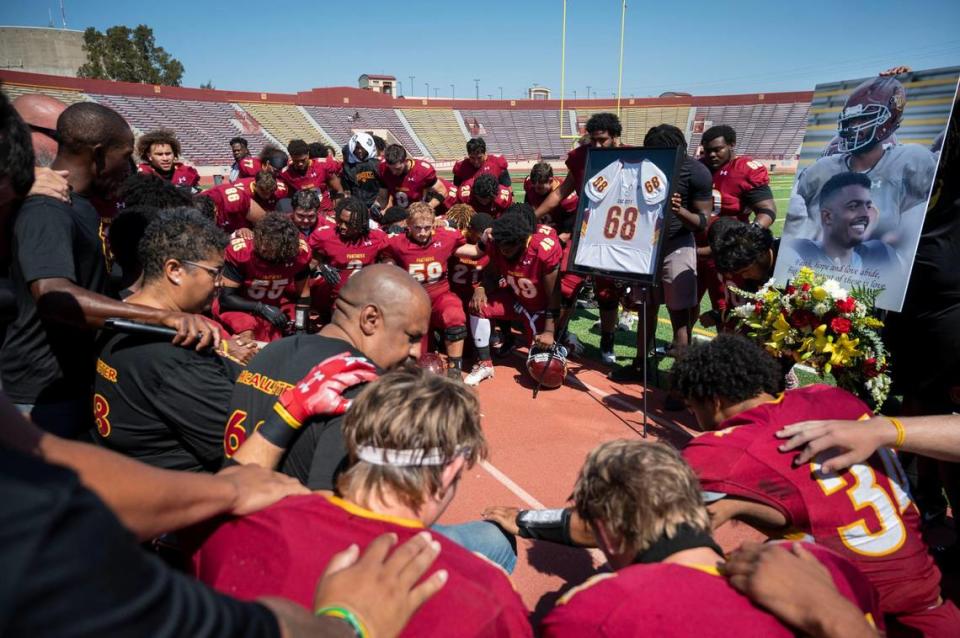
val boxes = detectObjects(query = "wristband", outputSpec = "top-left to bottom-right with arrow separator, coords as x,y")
256,404 -> 305,448
516,508 -> 574,545
887,416 -> 906,449
315,606 -> 368,638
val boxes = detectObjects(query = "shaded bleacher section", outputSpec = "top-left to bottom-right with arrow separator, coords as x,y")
457,109 -> 570,159
688,102 -> 809,160
1,83 -> 90,105
575,106 -> 691,147
237,102 -> 324,151
303,106 -> 421,156
401,109 -> 466,159
88,93 -> 275,165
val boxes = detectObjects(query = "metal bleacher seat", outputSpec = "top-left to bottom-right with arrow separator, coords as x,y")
458,109 -> 570,159
303,106 -> 421,155
236,103 -> 321,151
399,109 -> 466,159
688,102 -> 810,159
1,83 -> 90,105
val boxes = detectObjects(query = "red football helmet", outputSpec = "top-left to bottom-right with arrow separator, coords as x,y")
418,352 -> 445,375
837,76 -> 906,154
526,344 -> 568,391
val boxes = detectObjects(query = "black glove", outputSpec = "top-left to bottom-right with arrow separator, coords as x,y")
312,263 -> 341,286
256,303 -> 290,330
369,201 -> 382,221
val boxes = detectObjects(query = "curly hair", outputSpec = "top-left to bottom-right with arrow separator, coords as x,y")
445,203 -> 476,231
254,212 -> 301,264
672,334 -> 783,404
292,189 -> 321,211
472,174 -> 498,200
192,192 -> 217,221
307,142 -> 327,159
469,212 -> 494,234
254,170 -> 277,195
120,173 -> 193,210
229,136 -> 248,148
336,196 -> 370,237
644,124 -> 687,152
709,219 -> 773,274
380,205 -> 409,226
139,207 -> 227,282
585,112 -> 622,138
529,161 -> 553,184
492,210 -> 533,246
505,202 -> 536,230
0,92 -> 36,199
136,129 -> 181,162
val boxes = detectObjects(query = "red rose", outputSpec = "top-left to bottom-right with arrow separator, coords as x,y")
789,309 -> 815,329
863,357 -> 879,378
830,317 -> 852,334
754,301 -> 763,315
801,283 -> 811,292
786,285 -> 797,294
835,297 -> 856,314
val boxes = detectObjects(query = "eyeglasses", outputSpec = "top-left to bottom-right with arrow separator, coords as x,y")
183,260 -> 224,280
28,123 -> 59,141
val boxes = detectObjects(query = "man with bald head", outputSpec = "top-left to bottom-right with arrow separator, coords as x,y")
13,93 -> 65,167
229,263 -> 431,489
2,101 -> 219,436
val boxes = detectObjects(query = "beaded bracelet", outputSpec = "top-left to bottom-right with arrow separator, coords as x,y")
315,605 -> 368,638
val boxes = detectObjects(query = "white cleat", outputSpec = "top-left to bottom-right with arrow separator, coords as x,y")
464,363 -> 495,386
601,350 -> 617,365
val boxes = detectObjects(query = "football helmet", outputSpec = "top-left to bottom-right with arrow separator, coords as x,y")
417,352 -> 445,375
837,77 -> 906,154
526,344 -> 568,391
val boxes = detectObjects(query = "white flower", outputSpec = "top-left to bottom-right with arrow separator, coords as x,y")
821,279 -> 848,301
812,302 -> 830,316
734,303 -> 755,319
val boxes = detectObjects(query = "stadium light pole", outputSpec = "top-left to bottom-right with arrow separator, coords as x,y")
434,88 -> 439,98
474,78 -> 480,100
409,75 -> 415,97
426,81 -> 430,98
451,84 -> 455,100
498,86 -> 503,100
573,90 -> 577,99
586,85 -> 591,99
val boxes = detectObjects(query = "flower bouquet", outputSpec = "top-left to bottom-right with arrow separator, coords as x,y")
729,267 -> 891,409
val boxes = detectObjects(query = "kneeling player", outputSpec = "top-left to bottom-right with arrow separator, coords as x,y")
464,212 -> 562,386
382,202 -> 484,379
457,173 -> 513,217
216,213 -> 311,342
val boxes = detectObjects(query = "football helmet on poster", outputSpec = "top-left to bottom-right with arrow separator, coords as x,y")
526,344 -> 568,391
837,77 -> 906,154
417,352 -> 446,375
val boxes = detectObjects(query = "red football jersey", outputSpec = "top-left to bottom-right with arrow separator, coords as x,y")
565,145 -> 589,193
236,156 -> 262,178
201,182 -> 254,233
457,177 -> 513,217
384,227 -> 466,297
682,385 -> 942,619
137,162 -> 200,188
453,153 -> 509,185
222,235 -> 311,306
705,155 -> 771,222
308,225 -> 388,293
541,543 -> 882,637
192,494 -> 532,638
450,252 -> 489,301
523,176 -> 579,227
233,177 -> 290,211
278,158 -> 330,193
436,177 -> 459,212
488,226 -> 562,312
378,159 -> 438,208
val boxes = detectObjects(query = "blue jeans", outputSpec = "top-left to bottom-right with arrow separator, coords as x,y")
432,520 -> 517,574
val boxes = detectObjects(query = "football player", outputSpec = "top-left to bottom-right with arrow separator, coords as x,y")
290,189 -> 321,237
279,139 -> 343,213
381,202 -> 485,379
233,169 -> 291,212
425,176 -> 460,216
378,144 -> 445,210
307,198 -> 388,320
339,132 -> 384,212
452,137 -> 511,186
136,129 -> 199,189
535,440 -> 882,637
464,212 -> 563,386
785,75 -> 938,247
446,205 -> 492,313
228,136 -> 259,181
523,162 -> 579,234
675,335 -> 959,634
216,213 -> 312,343
194,368 -> 531,635
199,170 -> 278,233
696,125 -> 777,315
457,173 -> 513,217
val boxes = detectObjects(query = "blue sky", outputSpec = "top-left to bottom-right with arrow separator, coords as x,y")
3,0 -> 959,98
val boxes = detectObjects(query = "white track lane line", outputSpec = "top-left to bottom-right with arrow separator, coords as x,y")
479,460 -> 546,509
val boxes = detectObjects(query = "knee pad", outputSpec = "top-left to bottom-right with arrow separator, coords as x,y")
444,325 -> 468,343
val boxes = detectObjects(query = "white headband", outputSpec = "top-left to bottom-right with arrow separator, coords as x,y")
356,445 -> 462,467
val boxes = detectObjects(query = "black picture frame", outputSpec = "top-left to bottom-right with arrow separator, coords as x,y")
567,146 -> 684,286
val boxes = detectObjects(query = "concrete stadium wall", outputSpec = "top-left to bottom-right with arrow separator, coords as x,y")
0,27 -> 85,77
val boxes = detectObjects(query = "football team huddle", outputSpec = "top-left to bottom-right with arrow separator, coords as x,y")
2,80 -> 959,638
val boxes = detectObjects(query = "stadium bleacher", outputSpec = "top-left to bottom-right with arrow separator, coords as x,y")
457,109 -> 571,159
302,106 -> 423,157
575,106 -> 691,147
0,83 -> 90,105
88,93 -> 275,165
688,102 -> 809,159
235,102 -> 327,154
400,108 -> 467,159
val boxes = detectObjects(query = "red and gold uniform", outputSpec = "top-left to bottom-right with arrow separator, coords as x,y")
234,177 -> 290,211
384,228 -> 468,342
137,161 -> 200,188
450,252 -> 489,306
379,159 -> 438,209
235,156 -> 261,178
214,235 -> 311,342
565,145 -> 590,193
541,542 -> 882,637
278,158 -> 330,194
477,228 -> 562,339
683,385 -> 958,634
317,155 -> 342,214
457,177 -> 513,217
192,494 -> 532,637
307,225 -> 388,314
453,153 -> 509,186
434,177 -> 459,215
200,182 -> 254,233
524,176 -> 579,231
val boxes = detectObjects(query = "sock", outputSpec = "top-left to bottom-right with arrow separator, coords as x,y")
600,331 -> 615,352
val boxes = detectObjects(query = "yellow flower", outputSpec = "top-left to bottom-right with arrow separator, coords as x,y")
824,333 -> 861,370
864,317 -> 884,328
811,287 -> 828,301
765,313 -> 792,352
794,267 -> 817,286
799,323 -> 830,356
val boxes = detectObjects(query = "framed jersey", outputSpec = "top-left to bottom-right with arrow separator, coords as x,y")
567,146 -> 684,284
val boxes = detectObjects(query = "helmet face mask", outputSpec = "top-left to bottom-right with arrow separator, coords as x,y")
838,103 -> 891,153
836,76 -> 906,155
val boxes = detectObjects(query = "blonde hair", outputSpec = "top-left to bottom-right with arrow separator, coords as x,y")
406,201 -> 434,226
445,203 -> 476,231
338,367 -> 488,509
573,440 -> 710,556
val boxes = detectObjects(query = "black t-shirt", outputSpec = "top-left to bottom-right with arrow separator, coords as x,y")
665,156 -> 714,240
0,448 -> 280,638
227,334 -> 378,489
93,332 -> 243,472
1,194 -> 110,403
340,145 -> 384,209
